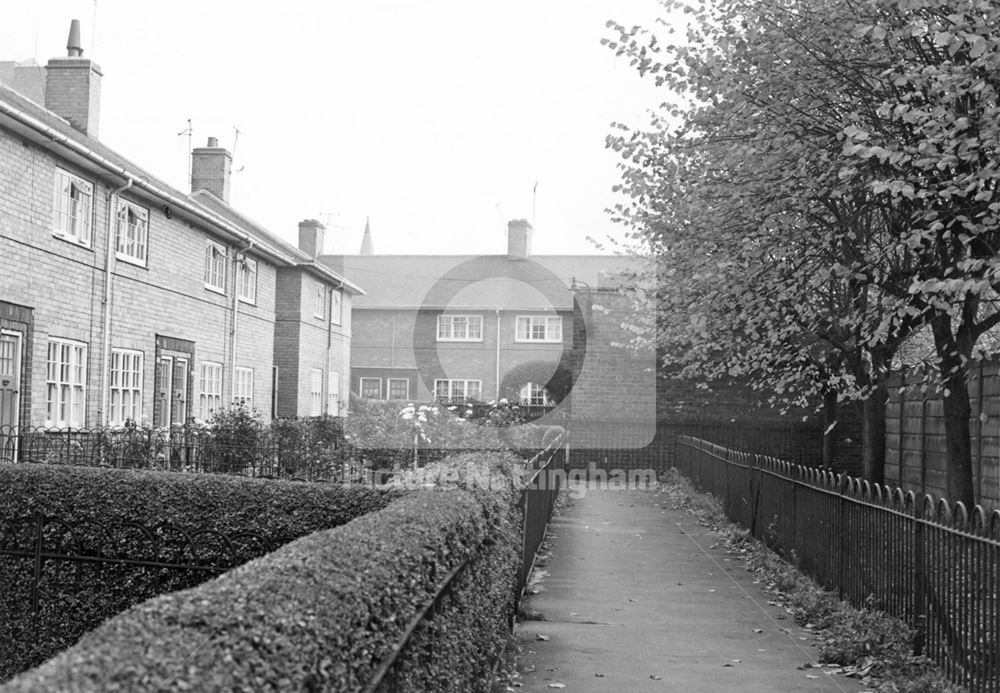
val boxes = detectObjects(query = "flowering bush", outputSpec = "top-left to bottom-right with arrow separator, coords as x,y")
343,397 -> 557,471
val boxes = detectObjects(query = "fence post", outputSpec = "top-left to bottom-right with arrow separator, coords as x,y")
912,492 -> 926,655
31,512 -> 43,637
837,476 -> 847,601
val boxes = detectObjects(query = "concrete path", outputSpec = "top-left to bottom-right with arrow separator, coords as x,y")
513,480 -> 867,693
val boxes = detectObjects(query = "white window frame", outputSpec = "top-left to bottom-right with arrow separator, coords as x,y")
328,371 -> 341,415
46,337 -> 87,428
331,289 -> 343,326
233,367 -> 254,408
314,282 -> 326,319
309,368 -> 323,416
433,379 -> 482,403
359,377 -> 382,399
515,315 -> 563,343
437,314 -> 483,342
109,349 -> 143,425
204,241 -> 227,294
519,382 -> 553,407
387,377 -> 410,400
238,256 -> 257,304
198,362 -> 223,420
115,200 -> 149,267
52,167 -> 93,247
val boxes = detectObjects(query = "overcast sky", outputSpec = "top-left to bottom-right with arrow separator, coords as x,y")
2,0 -> 672,256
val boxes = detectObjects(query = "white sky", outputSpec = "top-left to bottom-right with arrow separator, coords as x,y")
1,0 -> 672,256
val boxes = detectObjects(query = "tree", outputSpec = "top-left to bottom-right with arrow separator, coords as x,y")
609,0 -> 1000,507
606,0 -> 922,472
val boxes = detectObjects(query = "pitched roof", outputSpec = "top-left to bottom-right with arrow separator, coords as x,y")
322,253 -> 643,310
0,82 -> 360,293
192,192 -> 364,294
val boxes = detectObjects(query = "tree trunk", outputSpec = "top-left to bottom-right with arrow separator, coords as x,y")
930,313 -> 976,510
822,388 -> 839,469
862,384 -> 887,484
939,372 -> 975,509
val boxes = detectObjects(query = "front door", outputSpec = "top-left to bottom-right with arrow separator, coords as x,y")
155,353 -> 190,427
0,331 -> 22,461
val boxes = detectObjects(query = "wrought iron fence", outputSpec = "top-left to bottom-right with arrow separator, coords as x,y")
0,511 -> 267,677
363,437 -> 567,692
676,435 -> 1000,693
0,422 -> 362,482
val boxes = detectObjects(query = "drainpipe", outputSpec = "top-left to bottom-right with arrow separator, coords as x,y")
230,240 -> 255,406
99,177 -> 133,426
495,308 -> 501,401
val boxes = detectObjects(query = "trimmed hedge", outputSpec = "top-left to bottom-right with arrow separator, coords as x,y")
0,458 -> 522,692
0,465 -> 399,681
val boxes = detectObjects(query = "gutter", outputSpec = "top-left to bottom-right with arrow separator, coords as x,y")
98,176 -> 133,425
0,100 -> 263,256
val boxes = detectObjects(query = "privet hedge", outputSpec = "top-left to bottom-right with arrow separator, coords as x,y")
0,453 -> 524,692
0,465 -> 399,681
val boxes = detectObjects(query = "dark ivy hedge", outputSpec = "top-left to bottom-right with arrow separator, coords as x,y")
0,453 -> 523,692
0,464 -> 399,682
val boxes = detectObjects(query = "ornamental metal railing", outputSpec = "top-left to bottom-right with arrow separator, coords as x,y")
676,435 -> 1000,693
0,422 -> 359,482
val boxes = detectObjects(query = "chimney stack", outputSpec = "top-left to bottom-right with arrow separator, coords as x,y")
45,19 -> 102,137
507,219 -> 532,260
191,136 -> 232,202
298,219 -> 326,259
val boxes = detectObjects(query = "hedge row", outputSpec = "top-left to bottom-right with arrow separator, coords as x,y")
0,465 -> 399,681
1,455 -> 523,692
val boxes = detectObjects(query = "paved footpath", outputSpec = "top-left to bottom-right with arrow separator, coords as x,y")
513,480 -> 867,693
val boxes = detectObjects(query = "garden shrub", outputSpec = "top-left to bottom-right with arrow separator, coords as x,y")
0,463 -> 523,693
0,464 -> 398,682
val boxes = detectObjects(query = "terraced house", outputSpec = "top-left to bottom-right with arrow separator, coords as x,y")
323,219 -> 649,421
0,22 -> 361,460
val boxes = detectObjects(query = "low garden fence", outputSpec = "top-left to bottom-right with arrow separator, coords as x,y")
0,512 -> 266,640
0,422 -> 357,482
676,435 -> 1000,693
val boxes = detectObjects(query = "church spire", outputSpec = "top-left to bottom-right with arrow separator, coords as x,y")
359,217 -> 374,255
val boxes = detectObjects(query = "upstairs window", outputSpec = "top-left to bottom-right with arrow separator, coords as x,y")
238,257 -> 257,304
331,289 -> 343,326
314,282 -> 326,319
437,315 -> 483,341
52,168 -> 93,247
204,241 -> 227,293
516,315 -> 562,343
115,201 -> 149,266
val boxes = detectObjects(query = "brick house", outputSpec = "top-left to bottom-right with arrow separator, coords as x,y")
0,22 -> 360,459
322,219 -> 653,434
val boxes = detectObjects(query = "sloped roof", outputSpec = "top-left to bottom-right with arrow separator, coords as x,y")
322,253 -> 643,310
192,192 -> 364,294
0,82 -> 356,289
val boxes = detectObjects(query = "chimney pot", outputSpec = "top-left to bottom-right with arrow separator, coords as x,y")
206,136 -> 218,147
66,19 -> 83,57
45,20 -> 102,137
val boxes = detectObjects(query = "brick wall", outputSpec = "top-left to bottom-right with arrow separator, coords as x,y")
0,126 -> 280,426
350,308 -> 567,402
273,270 -> 350,417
